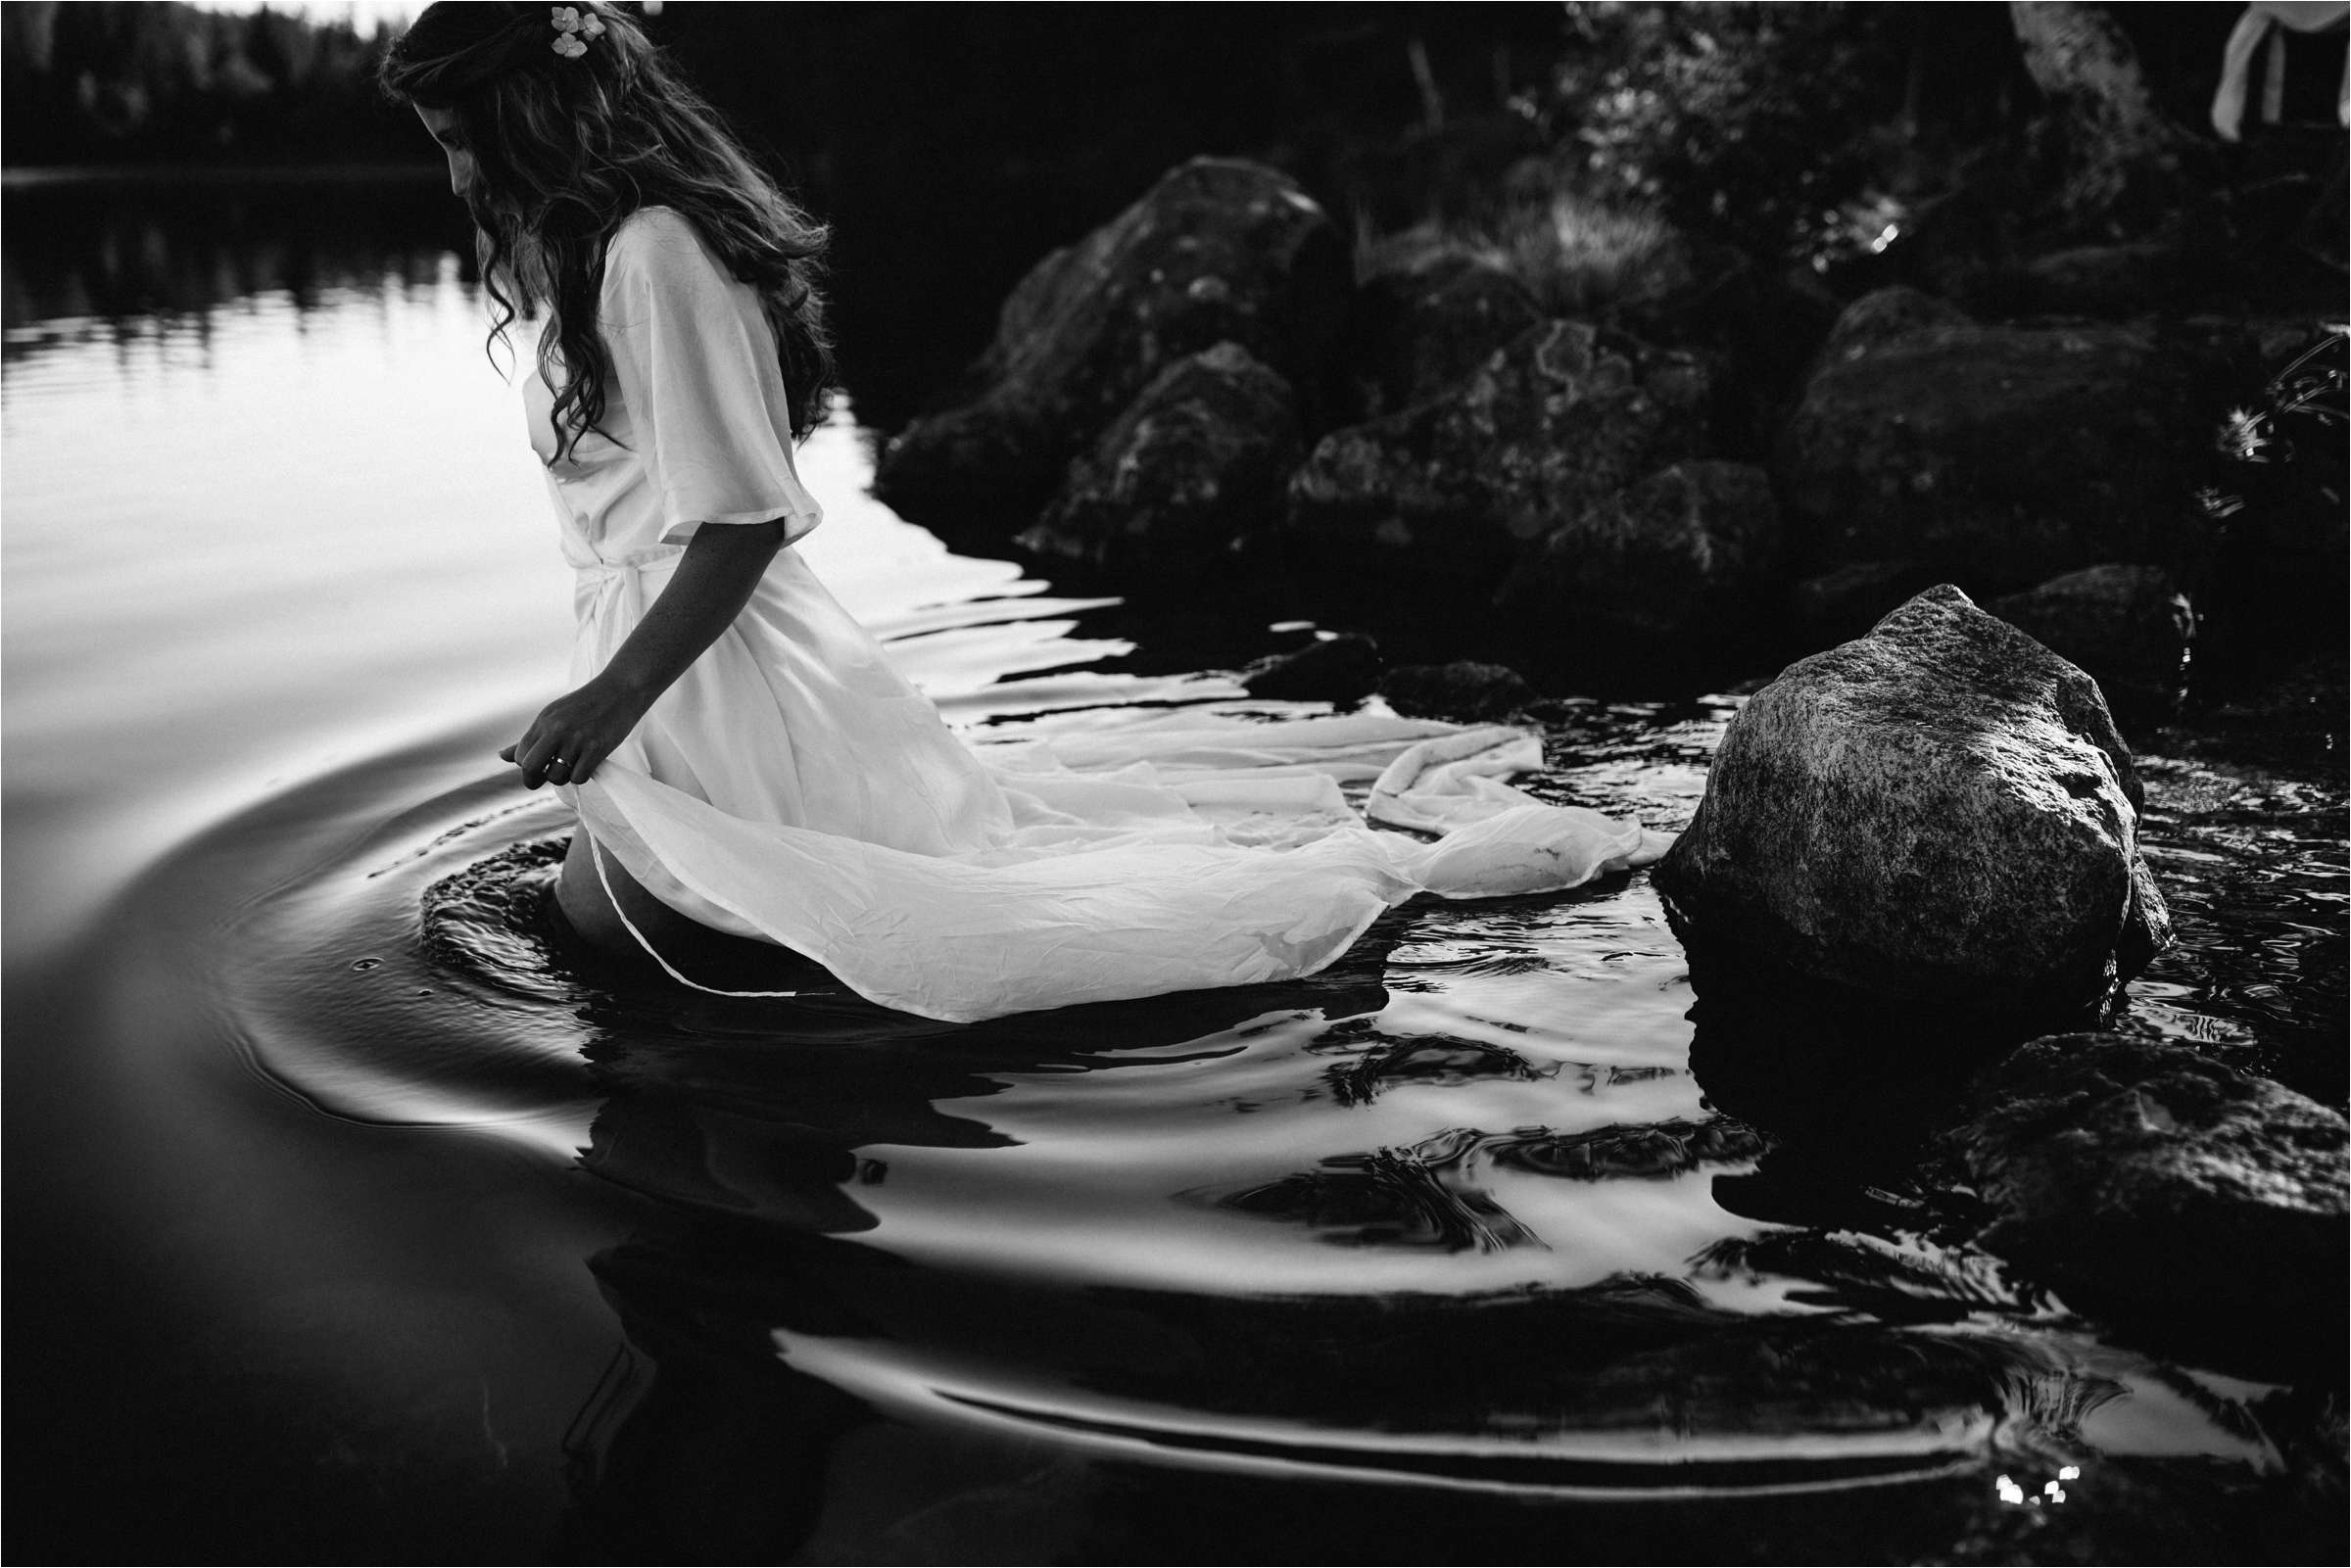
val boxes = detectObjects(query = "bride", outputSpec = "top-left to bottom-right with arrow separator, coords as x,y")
382,2 -> 1666,1023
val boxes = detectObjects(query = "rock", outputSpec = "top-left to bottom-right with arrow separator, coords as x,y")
1494,460 -> 1781,678
1943,1034 -> 2348,1316
1379,660 -> 1536,722
1789,560 -> 1946,653
1240,633 -> 1381,704
1653,585 -> 2172,1016
1016,343 -> 1301,582
874,159 -> 1347,535
1811,285 -> 1971,369
1477,1117 -> 1770,1180
1664,255 -> 1845,460
1346,254 -> 1544,418
1777,304 -> 2202,588
1990,565 -> 2193,737
1282,319 -> 1712,591
2006,240 -> 2196,316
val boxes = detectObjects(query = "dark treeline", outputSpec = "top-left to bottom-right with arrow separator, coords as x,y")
1,1 -> 412,164
5,3 -> 2330,421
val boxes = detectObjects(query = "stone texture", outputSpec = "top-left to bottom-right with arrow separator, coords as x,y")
1378,660 -> 1536,722
873,159 -> 1347,534
1653,585 -> 2172,1015
1281,319 -> 1712,591
1778,299 -> 2202,587
1990,564 -> 2194,736
1943,1034 -> 2348,1315
1346,253 -> 1545,418
1016,343 -> 1301,581
1810,284 -> 1971,369
1494,459 -> 1781,670
1240,633 -> 1382,704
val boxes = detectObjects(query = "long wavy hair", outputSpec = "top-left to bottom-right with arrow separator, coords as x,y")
379,2 -> 835,462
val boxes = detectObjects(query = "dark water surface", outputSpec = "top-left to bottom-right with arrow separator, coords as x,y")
5,176 -> 2342,1565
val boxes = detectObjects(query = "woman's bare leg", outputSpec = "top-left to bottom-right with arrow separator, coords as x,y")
555,831 -> 812,981
555,831 -> 698,956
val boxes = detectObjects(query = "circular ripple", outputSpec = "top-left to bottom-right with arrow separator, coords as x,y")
166,720 -> 2299,1506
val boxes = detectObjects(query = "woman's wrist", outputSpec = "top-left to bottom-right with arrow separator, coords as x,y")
588,663 -> 662,713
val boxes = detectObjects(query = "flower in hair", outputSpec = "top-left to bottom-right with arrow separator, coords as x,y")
550,6 -> 604,57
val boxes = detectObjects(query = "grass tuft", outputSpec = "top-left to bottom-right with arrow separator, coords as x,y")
1356,190 -> 1692,318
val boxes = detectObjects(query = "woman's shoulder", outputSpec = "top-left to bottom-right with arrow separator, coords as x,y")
603,206 -> 725,293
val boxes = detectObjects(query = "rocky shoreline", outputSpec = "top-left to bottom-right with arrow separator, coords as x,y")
876,158 -> 2343,736
870,154 -> 2347,1376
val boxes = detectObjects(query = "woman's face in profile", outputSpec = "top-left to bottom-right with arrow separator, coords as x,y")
413,104 -> 479,204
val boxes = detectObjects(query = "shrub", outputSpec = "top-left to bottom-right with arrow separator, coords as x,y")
1542,3 -> 1907,261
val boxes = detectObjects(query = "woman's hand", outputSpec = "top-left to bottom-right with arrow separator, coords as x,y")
501,675 -> 653,789
500,518 -> 791,790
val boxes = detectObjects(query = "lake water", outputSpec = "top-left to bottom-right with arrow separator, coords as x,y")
5,174 -> 2342,1564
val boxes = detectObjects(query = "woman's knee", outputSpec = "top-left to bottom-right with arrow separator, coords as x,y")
556,832 -> 655,953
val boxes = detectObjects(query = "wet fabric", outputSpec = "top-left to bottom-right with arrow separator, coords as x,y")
524,208 -> 1669,1022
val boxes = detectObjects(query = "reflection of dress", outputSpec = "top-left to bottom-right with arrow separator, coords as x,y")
524,208 -> 1666,1023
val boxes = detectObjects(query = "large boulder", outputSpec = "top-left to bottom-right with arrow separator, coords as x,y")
1942,1034 -> 2348,1317
1344,253 -> 1545,418
1653,585 -> 2172,1016
1015,343 -> 1301,582
1280,319 -> 1711,590
1778,291 -> 2202,587
873,159 -> 1347,534
1494,459 -> 1781,677
1989,564 -> 2193,737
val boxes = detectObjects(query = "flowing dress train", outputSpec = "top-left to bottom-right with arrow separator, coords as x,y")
524,208 -> 1668,1023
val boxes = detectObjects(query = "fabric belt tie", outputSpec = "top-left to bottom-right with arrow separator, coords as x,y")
571,549 -> 683,623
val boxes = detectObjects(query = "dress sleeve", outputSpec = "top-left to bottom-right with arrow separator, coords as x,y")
600,210 -> 824,547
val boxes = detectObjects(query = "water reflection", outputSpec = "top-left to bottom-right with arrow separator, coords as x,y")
7,173 -> 2343,1564
2,170 -> 465,350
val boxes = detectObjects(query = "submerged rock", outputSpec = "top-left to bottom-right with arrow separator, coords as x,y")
1778,298 -> 2202,587
1653,585 -> 2172,1016
1990,564 -> 2194,737
1479,1117 -> 1770,1180
1943,1034 -> 2348,1316
1378,660 -> 1535,721
1281,319 -> 1712,590
874,159 -> 1346,534
1017,342 -> 1301,582
1240,633 -> 1382,704
1495,459 -> 1781,676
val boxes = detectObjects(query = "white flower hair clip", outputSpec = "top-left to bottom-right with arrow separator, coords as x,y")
550,6 -> 605,59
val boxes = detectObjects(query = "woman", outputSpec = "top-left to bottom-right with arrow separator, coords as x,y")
382,3 -> 1666,1023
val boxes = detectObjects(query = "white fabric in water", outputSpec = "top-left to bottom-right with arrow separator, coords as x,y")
567,714 -> 1669,1022
527,207 -> 1671,1023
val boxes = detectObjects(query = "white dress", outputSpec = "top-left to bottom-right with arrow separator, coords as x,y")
523,207 -> 1667,1023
